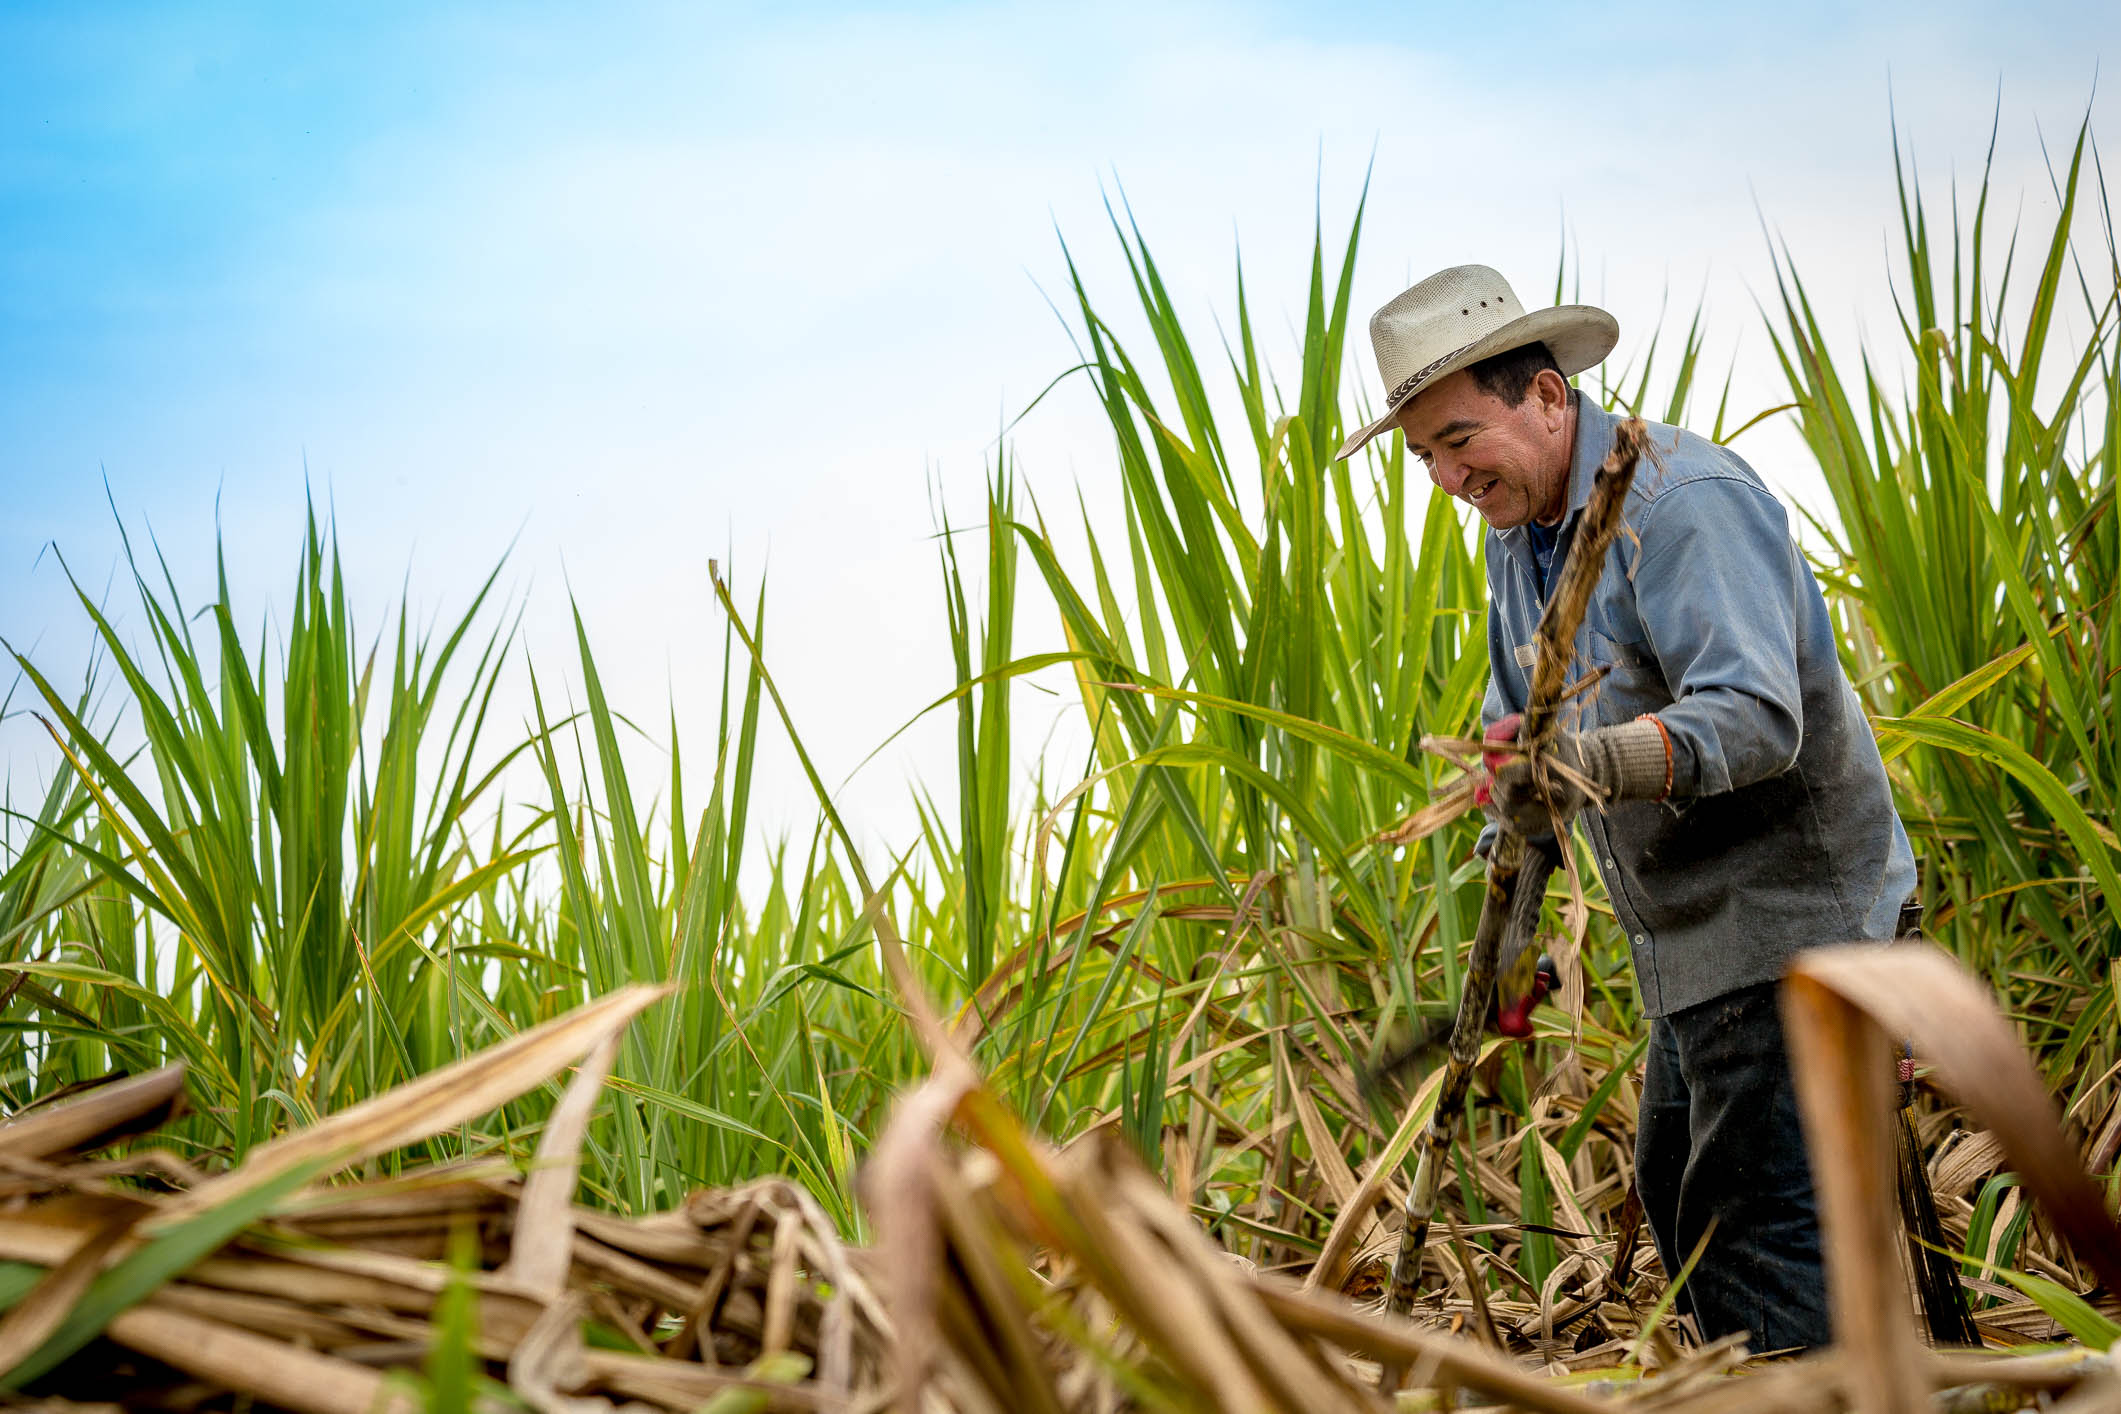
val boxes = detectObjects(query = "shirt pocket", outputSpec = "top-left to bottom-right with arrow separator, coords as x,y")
1584,627 -> 1672,727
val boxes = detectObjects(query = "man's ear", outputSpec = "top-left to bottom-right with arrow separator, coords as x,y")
1533,366 -> 1571,431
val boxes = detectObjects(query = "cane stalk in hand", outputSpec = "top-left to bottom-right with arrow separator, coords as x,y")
1383,419 -> 1648,1327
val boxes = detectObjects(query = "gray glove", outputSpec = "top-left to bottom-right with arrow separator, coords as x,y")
1489,717 -> 1669,838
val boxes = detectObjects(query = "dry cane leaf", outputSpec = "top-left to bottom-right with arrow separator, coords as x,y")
2045,1376 -> 2121,1414
1375,775 -> 1479,846
1932,1129 -> 2009,1197
927,1156 -> 1067,1414
1068,1185 -> 1278,1412
1291,1077 -> 1365,1214
1107,1160 -> 1373,1414
145,1282 -> 366,1349
761,1213 -> 799,1361
860,1050 -> 982,1413
508,1293 -> 598,1413
665,1194 -> 759,1363
1253,1283 -> 1612,1414
1783,965 -> 1926,1414
570,1232 -> 700,1309
280,1164 -> 513,1229
0,1211 -> 138,1373
105,1304 -> 435,1414
1308,1044 -> 1479,1293
1784,942 -> 2121,1414
0,1195 -> 152,1265
508,1292 -> 659,1414
577,1349 -> 837,1412
1930,1349 -> 2118,1393
1790,944 -> 2121,1294
503,1032 -> 622,1298
190,1240 -> 542,1321
0,1065 -> 187,1162
778,1181 -> 864,1396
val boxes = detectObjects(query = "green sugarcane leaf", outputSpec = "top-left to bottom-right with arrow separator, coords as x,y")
1873,715 -> 2121,942
1101,681 -> 1433,800
1997,1269 -> 2121,1350
1875,643 -> 2035,764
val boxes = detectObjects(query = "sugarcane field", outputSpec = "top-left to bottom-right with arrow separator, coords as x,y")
2,9 -> 2118,1412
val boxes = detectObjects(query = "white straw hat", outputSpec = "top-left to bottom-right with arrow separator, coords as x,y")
1335,265 -> 1619,460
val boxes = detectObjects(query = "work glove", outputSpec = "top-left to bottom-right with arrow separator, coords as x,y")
1479,712 -> 1670,838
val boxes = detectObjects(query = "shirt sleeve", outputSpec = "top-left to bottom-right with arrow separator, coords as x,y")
1477,554 -> 1519,860
1632,476 -> 1807,797
1482,557 -> 1522,730
1482,612 -> 1511,730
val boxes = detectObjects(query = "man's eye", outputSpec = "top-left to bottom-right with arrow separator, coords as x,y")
1447,436 -> 1471,450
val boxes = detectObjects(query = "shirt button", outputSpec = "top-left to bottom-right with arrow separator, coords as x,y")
1633,934 -> 1646,946
1605,856 -> 1616,869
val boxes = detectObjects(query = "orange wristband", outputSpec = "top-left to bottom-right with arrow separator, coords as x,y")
1637,714 -> 1674,801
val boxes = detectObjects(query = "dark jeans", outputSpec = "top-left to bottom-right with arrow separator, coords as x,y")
1636,981 -> 1831,1354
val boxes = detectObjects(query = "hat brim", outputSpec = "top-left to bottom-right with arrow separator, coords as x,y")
1333,305 -> 1620,461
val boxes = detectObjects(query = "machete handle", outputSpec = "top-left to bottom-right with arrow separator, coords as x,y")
1496,953 -> 1561,1039
1494,846 -> 1558,1039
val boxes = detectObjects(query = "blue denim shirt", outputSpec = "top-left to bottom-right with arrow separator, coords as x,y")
1481,398 -> 1917,1017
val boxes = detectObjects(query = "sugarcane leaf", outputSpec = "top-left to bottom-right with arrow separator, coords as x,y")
1996,1269 -> 2121,1350
1100,681 -> 1431,800
1874,643 -> 2034,764
1872,715 -> 2121,943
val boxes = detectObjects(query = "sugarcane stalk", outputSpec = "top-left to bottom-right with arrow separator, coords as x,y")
1384,836 -> 1553,1322
1383,418 -> 1649,1328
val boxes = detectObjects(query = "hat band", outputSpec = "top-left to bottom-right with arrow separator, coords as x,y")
1384,337 -> 1480,410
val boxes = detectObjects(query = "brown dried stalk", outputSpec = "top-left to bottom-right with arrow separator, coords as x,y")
1785,942 -> 2121,1414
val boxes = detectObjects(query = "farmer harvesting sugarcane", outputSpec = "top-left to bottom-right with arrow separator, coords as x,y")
1337,266 -> 1921,1356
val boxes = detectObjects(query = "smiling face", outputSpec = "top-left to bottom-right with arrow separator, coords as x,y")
1393,366 -> 1575,530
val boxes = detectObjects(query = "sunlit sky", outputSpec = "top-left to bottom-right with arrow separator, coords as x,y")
3,2 -> 2113,865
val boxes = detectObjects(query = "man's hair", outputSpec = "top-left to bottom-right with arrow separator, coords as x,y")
1464,341 -> 1562,406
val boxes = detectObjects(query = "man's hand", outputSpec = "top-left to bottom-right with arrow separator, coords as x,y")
1479,713 -> 1670,838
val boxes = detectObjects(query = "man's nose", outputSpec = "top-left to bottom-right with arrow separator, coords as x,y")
1431,454 -> 1470,495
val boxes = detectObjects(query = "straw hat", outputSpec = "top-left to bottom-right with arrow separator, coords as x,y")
1335,265 -> 1619,460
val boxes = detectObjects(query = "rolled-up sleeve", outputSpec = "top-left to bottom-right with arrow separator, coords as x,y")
1633,477 -> 1806,796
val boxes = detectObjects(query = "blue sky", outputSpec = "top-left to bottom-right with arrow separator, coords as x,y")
3,1 -> 2113,854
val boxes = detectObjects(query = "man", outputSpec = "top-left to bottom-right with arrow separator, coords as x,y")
1336,265 -> 1917,1355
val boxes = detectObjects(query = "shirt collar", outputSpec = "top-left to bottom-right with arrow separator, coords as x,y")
1560,393 -> 1619,525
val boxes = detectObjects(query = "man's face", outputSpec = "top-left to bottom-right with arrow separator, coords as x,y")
1393,367 -> 1573,530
